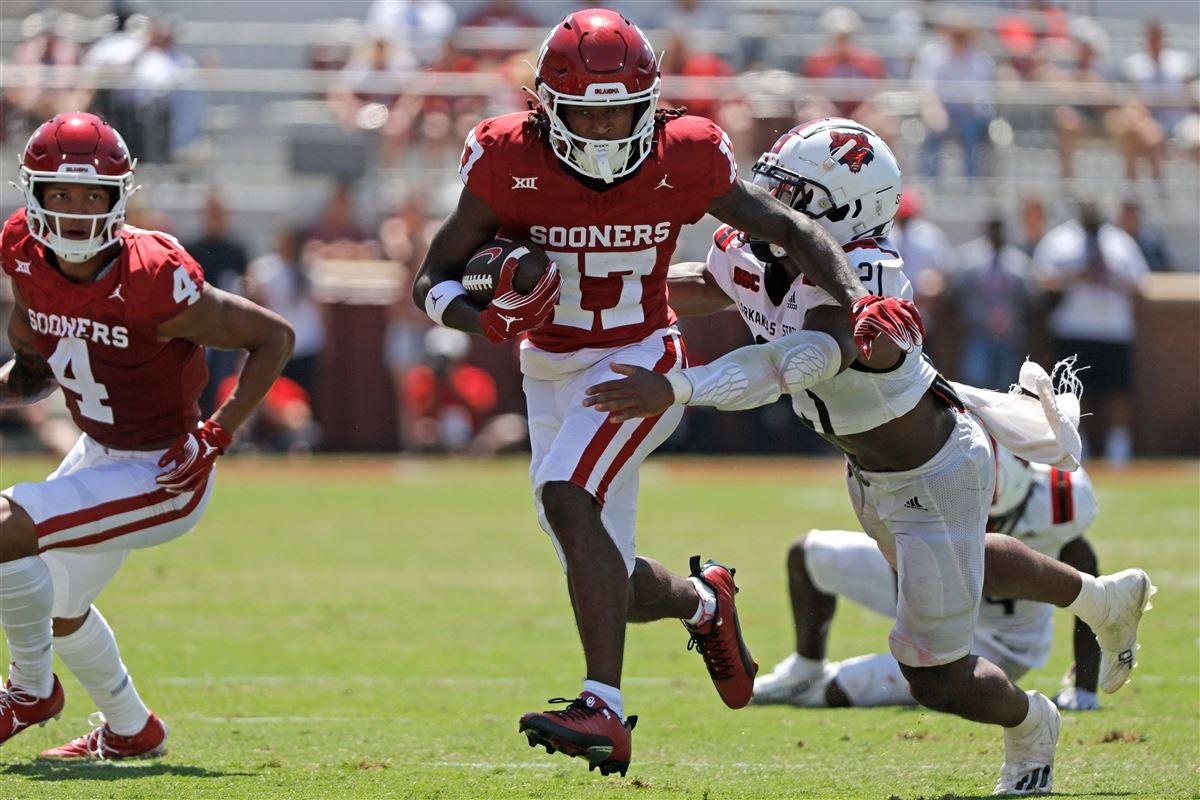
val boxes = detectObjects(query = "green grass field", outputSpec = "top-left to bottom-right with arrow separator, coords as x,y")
0,455 -> 1196,800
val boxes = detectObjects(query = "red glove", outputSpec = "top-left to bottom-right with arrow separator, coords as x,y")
849,295 -> 926,360
479,260 -> 561,343
156,419 -> 233,494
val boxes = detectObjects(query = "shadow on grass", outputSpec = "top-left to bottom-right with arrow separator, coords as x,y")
1,760 -> 255,782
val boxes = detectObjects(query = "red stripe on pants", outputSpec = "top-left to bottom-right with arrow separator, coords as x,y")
38,480 -> 208,552
594,334 -> 684,504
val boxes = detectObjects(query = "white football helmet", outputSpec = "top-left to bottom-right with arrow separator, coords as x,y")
752,117 -> 901,245
992,446 -> 1034,517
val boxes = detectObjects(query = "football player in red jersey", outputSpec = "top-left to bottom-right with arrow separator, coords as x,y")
0,112 -> 294,758
413,9 -> 921,775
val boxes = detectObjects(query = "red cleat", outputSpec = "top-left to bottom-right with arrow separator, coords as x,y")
39,711 -> 168,760
0,676 -> 64,746
518,692 -> 637,777
684,555 -> 758,709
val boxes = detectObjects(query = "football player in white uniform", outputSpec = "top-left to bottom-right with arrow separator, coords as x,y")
584,117 -> 1154,796
753,447 -> 1104,712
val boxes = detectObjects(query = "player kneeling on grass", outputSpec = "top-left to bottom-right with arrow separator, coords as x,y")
754,448 -> 1106,712
0,112 -> 294,759
587,117 -> 1154,796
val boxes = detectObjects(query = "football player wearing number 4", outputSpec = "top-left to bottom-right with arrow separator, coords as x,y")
586,117 -> 1153,795
413,8 -> 910,777
0,112 -> 294,758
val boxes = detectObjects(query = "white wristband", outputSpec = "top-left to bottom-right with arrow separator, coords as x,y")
424,280 -> 469,327
665,370 -> 694,405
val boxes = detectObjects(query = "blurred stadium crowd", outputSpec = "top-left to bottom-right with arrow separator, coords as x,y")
0,0 -> 1197,462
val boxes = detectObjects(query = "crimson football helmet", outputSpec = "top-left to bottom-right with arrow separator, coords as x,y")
17,112 -> 137,263
535,8 -> 660,183
752,117 -> 901,245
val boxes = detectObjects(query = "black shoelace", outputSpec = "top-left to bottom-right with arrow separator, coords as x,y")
687,626 -> 735,681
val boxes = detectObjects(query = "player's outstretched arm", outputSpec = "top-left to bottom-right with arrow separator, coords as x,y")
411,186 -> 501,336
0,286 -> 57,407
585,328 -> 847,422
707,181 -> 865,309
157,285 -> 294,435
666,261 -> 735,317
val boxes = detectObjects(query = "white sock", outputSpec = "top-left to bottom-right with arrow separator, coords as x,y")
685,576 -> 717,626
788,653 -> 826,679
581,679 -> 624,719
53,607 -> 150,736
1008,690 -> 1048,736
1065,573 -> 1106,629
0,556 -> 54,697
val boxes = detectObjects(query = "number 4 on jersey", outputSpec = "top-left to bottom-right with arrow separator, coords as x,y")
47,338 -> 113,423
173,265 -> 201,306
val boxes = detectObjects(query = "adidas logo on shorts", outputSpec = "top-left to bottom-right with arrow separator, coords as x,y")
903,496 -> 926,510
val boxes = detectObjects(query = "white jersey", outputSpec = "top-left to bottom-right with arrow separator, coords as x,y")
979,462 -> 1099,665
704,228 -> 938,435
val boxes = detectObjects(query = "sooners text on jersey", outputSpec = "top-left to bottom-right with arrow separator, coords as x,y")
2,208 -> 207,449
459,112 -> 738,352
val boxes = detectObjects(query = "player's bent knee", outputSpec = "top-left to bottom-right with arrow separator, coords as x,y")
0,495 -> 39,561
52,610 -> 91,638
540,481 -> 598,530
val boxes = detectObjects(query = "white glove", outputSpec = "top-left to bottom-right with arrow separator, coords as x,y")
1053,687 -> 1100,711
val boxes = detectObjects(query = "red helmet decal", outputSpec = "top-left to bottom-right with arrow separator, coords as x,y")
828,131 -> 874,174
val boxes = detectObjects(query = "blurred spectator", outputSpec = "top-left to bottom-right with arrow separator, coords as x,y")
5,10 -> 90,125
660,30 -> 747,138
1117,201 -> 1174,272
949,217 -> 1037,389
217,375 -> 319,454
1016,195 -> 1048,256
82,9 -> 148,143
127,14 -> 204,162
1042,19 -> 1114,180
890,189 -> 957,304
304,181 -> 378,260
366,0 -> 456,68
187,191 -> 249,295
407,37 -> 487,159
463,0 -> 540,65
1032,201 -> 1148,465
1109,20 -> 1197,185
186,191 -> 250,416
246,228 -> 328,401
801,7 -> 888,119
399,328 -> 526,454
890,189 -> 956,366
912,9 -> 996,180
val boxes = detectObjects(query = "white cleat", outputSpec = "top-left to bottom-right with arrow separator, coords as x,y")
994,691 -> 1059,796
751,653 -> 833,706
1093,568 -> 1156,694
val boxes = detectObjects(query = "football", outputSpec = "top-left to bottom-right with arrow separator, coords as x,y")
461,237 -> 551,305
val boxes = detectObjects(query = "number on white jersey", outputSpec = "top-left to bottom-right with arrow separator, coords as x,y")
47,337 -> 113,423
548,248 -> 658,330
172,265 -> 201,306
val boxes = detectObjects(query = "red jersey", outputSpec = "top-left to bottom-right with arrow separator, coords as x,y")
458,112 -> 738,352
1,209 -> 208,449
